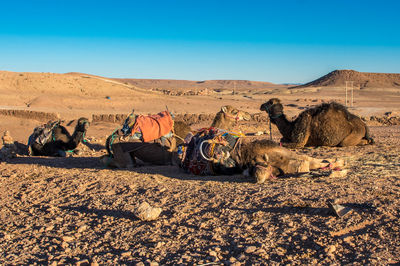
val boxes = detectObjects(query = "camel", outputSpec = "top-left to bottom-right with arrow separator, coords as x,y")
260,98 -> 374,148
211,105 -> 251,131
29,118 -> 90,157
232,138 -> 344,183
101,106 -> 251,168
179,129 -> 345,183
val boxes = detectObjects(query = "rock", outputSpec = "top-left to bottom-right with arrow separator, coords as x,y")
121,251 -> 132,257
325,245 -> 336,254
0,131 -> 17,160
2,131 -> 14,145
329,169 -> 348,178
209,250 -> 217,257
76,259 -> 90,266
244,246 -> 257,254
77,225 -> 88,233
62,236 -> 74,242
135,201 -> 162,221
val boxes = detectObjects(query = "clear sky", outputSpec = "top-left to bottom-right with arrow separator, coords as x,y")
1,0 -> 399,84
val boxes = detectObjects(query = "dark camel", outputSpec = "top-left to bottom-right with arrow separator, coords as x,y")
260,98 -> 374,148
29,118 -> 90,156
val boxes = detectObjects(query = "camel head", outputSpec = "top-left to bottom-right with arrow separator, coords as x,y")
76,117 -> 90,132
220,105 -> 251,122
121,109 -> 136,136
260,98 -> 284,118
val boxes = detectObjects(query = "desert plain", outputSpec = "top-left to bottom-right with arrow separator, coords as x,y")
0,70 -> 399,265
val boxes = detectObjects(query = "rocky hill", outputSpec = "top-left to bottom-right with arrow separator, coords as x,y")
292,70 -> 400,89
114,78 -> 289,92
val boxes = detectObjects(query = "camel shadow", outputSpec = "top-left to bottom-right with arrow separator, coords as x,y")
7,155 -> 104,169
6,154 -> 253,183
128,165 -> 253,183
59,205 -> 137,221
229,206 -> 333,217
82,141 -> 105,152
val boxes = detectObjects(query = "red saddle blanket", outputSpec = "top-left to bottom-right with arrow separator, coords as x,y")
131,111 -> 174,142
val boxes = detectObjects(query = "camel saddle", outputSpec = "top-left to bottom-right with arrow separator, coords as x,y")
180,128 -> 242,175
123,111 -> 174,142
28,120 -> 60,146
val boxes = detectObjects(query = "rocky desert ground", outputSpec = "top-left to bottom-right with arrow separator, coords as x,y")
0,70 -> 399,265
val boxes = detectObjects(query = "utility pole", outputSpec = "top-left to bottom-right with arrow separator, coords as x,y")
345,81 -> 354,107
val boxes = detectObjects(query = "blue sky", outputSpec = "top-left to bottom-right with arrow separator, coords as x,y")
1,0 -> 399,83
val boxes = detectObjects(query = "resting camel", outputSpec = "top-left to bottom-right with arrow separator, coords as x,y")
211,105 -> 251,131
29,118 -> 90,157
101,106 -> 251,168
180,129 -> 345,183
232,138 -> 344,183
260,98 -> 374,148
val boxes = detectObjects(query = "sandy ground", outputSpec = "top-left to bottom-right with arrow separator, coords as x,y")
0,71 -> 399,265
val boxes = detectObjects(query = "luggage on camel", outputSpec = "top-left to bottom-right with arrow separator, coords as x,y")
28,120 -> 61,154
178,127 -> 243,175
120,110 -> 174,142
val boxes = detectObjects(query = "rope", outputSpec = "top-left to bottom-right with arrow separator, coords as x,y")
264,104 -> 283,141
173,133 -> 185,142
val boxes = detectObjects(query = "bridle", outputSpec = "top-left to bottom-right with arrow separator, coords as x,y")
263,103 -> 283,141
224,112 -> 241,123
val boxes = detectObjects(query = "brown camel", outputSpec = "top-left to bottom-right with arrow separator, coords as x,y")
260,98 -> 374,148
179,128 -> 345,183
102,106 -> 251,168
232,138 -> 344,183
211,105 -> 251,131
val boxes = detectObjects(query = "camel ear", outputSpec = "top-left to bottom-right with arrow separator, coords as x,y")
221,106 -> 228,113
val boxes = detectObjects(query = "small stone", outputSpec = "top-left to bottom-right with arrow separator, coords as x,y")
329,169 -> 348,178
78,225 -> 88,233
236,253 -> 246,261
135,201 -> 162,221
90,259 -> 99,266
62,236 -> 74,242
209,251 -> 217,257
76,259 -> 90,266
325,245 -> 336,254
121,251 -> 132,257
244,246 -> 257,254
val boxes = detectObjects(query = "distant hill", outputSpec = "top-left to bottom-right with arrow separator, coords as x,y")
114,78 -> 289,92
292,70 -> 400,89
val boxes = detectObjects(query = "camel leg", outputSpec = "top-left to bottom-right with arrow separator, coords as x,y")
288,113 -> 312,148
266,147 -> 344,175
111,143 -> 135,168
299,155 -> 345,170
338,130 -> 365,147
339,119 -> 367,146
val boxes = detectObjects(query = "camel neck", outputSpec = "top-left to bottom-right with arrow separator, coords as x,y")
271,115 -> 293,140
211,113 -> 234,130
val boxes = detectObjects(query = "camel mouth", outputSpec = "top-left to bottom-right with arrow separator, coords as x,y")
260,104 -> 267,112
